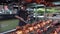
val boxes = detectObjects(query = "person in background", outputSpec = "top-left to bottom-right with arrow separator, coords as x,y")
15,5 -> 29,29
2,5 -> 12,14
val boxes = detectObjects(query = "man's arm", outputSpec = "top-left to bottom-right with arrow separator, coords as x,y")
15,15 -> 26,22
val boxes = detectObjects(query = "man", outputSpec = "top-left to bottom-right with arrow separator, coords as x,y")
15,5 -> 29,27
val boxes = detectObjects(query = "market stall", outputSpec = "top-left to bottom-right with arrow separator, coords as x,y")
0,0 -> 60,34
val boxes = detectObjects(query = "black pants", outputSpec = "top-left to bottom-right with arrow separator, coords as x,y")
18,21 -> 27,26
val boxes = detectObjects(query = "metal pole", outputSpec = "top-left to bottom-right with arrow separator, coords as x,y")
44,5 -> 47,19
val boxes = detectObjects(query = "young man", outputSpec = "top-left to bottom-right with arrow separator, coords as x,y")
15,5 -> 29,27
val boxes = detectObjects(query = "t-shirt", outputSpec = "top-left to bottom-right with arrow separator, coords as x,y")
17,10 -> 28,21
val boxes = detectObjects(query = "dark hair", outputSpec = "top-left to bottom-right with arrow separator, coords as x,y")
21,4 -> 27,7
